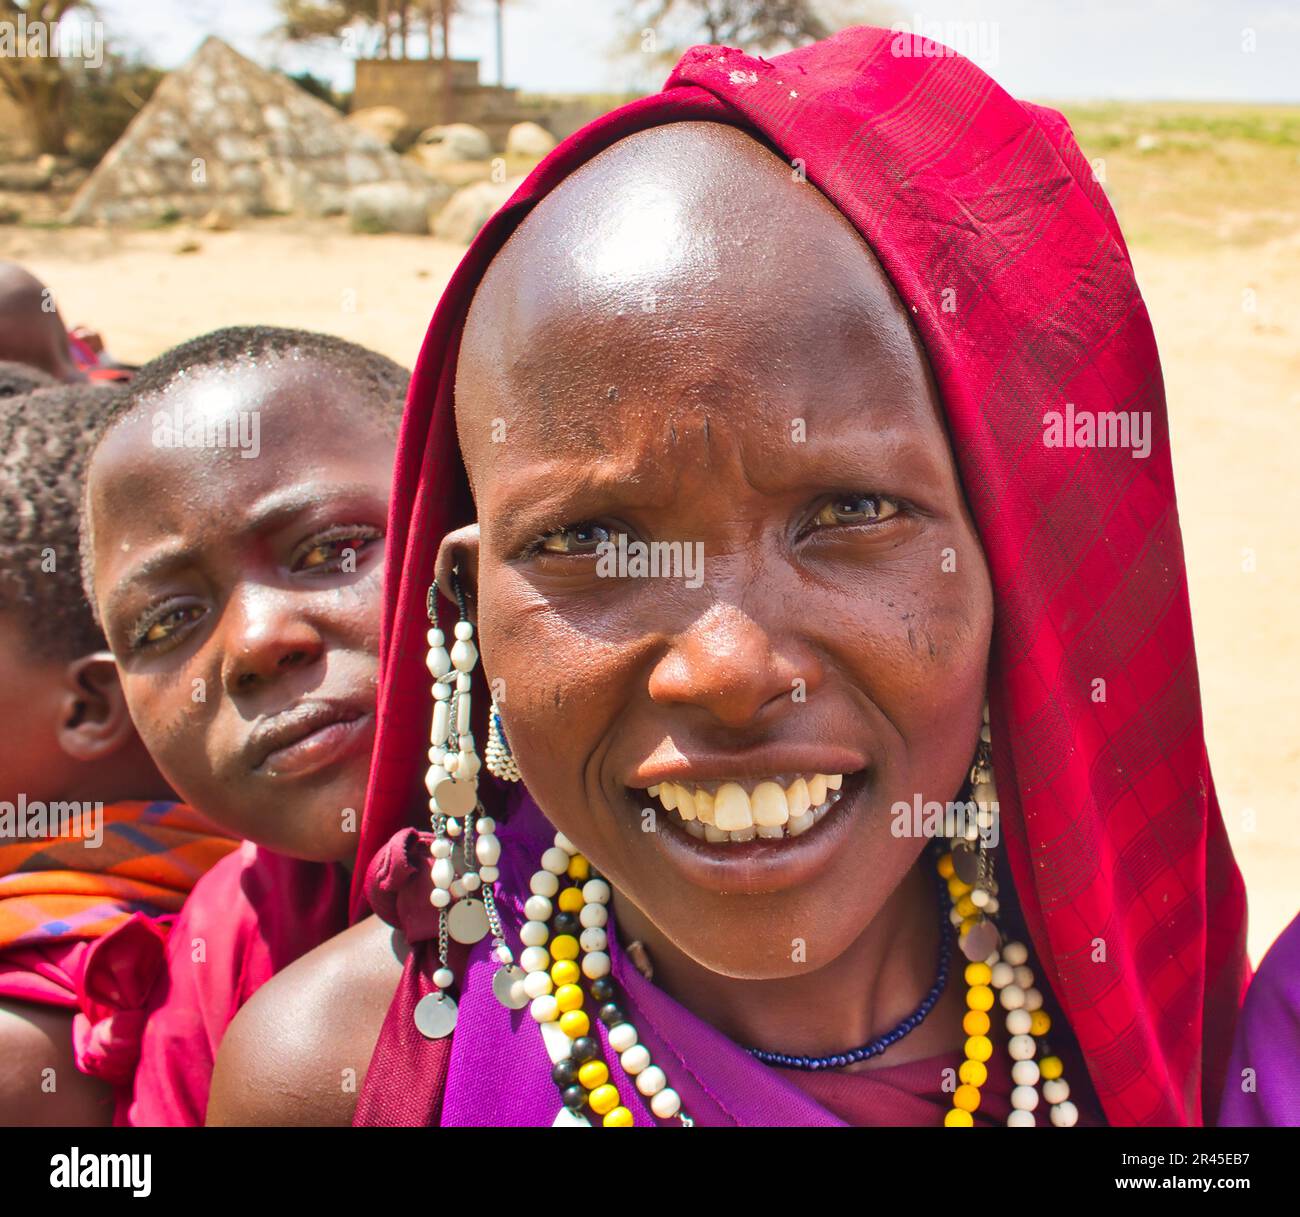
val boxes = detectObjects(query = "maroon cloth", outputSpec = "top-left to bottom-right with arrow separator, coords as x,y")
352,25 -> 1249,1125
352,830 -> 464,1126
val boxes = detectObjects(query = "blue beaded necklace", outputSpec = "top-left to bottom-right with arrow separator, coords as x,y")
746,852 -> 953,1071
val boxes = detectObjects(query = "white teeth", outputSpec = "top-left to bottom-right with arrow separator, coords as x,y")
641,773 -> 849,845
751,781 -> 789,828
788,810 -> 815,836
714,783 -> 753,831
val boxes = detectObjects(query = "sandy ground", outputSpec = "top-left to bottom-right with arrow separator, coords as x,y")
3,178 -> 1296,968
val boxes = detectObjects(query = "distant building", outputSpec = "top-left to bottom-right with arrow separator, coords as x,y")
353,56 -> 547,147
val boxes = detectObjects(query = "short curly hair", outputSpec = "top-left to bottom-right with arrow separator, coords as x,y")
79,325 -> 411,611
0,359 -> 57,400
0,381 -> 126,661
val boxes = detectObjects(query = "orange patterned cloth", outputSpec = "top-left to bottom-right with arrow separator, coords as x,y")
0,800 -> 239,950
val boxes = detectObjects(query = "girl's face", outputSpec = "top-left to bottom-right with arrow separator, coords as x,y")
86,360 -> 395,863
446,124 -> 994,978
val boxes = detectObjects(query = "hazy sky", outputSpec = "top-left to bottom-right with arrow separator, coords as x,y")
91,0 -> 1300,102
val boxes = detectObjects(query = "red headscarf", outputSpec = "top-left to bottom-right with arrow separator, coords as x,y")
354,26 -> 1249,1126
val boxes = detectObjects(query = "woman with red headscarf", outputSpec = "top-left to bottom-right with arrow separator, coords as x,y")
209,26 -> 1248,1128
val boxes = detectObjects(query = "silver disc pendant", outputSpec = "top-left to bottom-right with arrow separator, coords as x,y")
961,918 -> 1001,963
951,844 -> 980,885
414,991 -> 458,1039
492,963 -> 529,1010
432,776 -> 477,817
447,896 -> 490,944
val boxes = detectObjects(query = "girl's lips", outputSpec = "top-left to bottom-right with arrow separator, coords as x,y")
628,770 -> 867,896
255,709 -> 375,778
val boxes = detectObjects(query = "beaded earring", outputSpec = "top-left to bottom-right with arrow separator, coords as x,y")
940,701 -> 1079,1127
415,575 -> 527,1041
485,697 -> 522,783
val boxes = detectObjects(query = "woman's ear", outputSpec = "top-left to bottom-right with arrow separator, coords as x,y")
434,523 -> 482,620
56,652 -> 137,763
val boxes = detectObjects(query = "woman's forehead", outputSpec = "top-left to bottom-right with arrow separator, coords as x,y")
455,122 -> 937,468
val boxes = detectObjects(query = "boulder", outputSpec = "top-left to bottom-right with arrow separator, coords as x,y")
347,179 -> 451,234
198,206 -> 237,231
432,176 -> 523,245
0,156 -> 56,191
506,121 -> 556,159
413,123 -> 492,165
406,154 -> 495,189
347,105 -> 410,149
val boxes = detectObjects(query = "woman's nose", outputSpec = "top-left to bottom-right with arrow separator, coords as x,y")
219,586 -> 325,695
646,601 -> 822,729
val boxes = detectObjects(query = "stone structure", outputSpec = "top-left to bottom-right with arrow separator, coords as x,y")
67,37 -> 420,224
353,57 -> 547,149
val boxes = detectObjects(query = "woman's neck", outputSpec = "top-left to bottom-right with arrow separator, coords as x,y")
608,859 -> 969,1071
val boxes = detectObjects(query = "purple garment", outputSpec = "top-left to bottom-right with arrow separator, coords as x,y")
1219,913 -> 1300,1126
357,786 -> 1103,1126
438,789 -> 842,1126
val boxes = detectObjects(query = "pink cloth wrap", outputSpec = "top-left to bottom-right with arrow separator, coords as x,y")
127,842 -> 349,1126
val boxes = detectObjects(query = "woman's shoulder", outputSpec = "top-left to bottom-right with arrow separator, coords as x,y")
206,913 -> 408,1126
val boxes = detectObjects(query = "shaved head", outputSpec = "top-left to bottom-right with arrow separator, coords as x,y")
0,261 -> 82,383
456,122 -> 924,486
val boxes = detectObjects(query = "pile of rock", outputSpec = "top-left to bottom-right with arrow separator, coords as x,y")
63,38 -> 561,244
66,38 -> 426,226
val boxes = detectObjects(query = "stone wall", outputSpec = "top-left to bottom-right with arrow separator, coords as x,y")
353,57 -> 545,147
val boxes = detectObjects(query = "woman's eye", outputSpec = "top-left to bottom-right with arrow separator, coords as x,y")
813,495 -> 901,527
136,604 -> 204,648
539,523 -> 615,555
294,530 -> 380,573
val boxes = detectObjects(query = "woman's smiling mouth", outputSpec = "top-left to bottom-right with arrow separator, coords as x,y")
645,773 -> 846,842
625,767 -> 870,895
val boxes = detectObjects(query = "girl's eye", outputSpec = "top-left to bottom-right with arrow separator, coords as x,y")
813,495 -> 901,527
135,604 -> 204,649
539,523 -> 615,555
293,529 -> 381,573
